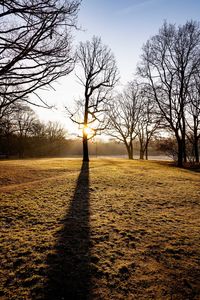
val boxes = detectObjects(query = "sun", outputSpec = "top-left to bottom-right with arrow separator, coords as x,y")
83,126 -> 94,137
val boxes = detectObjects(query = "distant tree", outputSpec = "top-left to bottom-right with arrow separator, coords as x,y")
31,120 -> 46,139
186,74 -> 200,163
0,114 -> 15,157
45,121 -> 66,142
137,86 -> 161,160
107,82 -> 140,159
69,36 -> 118,161
138,20 -> 200,167
0,0 -> 81,110
0,101 -> 68,158
0,94 -> 20,121
155,136 -> 178,161
13,104 -> 37,157
0,102 -> 36,157
25,120 -> 66,157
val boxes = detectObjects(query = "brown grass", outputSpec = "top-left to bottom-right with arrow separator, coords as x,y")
0,158 -> 200,299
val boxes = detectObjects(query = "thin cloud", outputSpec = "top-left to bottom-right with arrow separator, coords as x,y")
115,0 -> 163,16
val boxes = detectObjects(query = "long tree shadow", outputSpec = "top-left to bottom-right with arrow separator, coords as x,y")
44,161 -> 91,300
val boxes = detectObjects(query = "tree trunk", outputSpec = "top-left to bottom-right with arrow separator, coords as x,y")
83,95 -> 89,162
129,143 -> 133,159
83,132 -> 89,162
177,138 -> 184,167
145,147 -> 148,160
18,135 -> 25,159
127,148 -> 133,159
193,123 -> 199,163
6,134 -> 10,159
128,152 -> 133,159
194,137 -> 199,163
126,143 -> 133,159
182,126 -> 187,163
140,149 -> 144,159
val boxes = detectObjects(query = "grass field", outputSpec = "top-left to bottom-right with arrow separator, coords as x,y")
0,158 -> 200,300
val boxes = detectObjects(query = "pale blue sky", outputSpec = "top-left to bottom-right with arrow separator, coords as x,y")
33,0 -> 200,134
76,0 -> 200,81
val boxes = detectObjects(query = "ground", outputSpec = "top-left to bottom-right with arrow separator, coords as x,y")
0,158 -> 200,300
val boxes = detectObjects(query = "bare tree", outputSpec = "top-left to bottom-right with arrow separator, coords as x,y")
137,86 -> 161,159
45,121 -> 67,142
0,104 -> 68,158
0,0 -> 81,110
69,36 -> 118,161
138,20 -> 200,167
0,102 -> 37,157
0,111 -> 16,158
107,82 -> 140,159
13,104 -> 37,157
186,74 -> 200,162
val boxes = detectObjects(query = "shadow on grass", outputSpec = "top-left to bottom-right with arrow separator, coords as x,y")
153,160 -> 200,173
44,161 -> 91,300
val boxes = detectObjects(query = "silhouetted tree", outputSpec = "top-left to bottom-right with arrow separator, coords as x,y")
0,103 -> 68,158
0,0 -> 81,110
137,86 -> 161,159
13,104 -> 37,157
45,121 -> 67,142
0,113 -> 16,157
186,74 -> 200,162
155,136 -> 178,161
107,82 -> 140,159
69,36 -> 118,161
138,20 -> 200,167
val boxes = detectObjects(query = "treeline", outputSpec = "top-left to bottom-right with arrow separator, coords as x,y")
1,100 -> 196,160
0,102 -> 127,158
0,101 -> 167,158
0,103 -> 66,158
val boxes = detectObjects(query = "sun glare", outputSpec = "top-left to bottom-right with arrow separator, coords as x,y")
83,126 -> 94,137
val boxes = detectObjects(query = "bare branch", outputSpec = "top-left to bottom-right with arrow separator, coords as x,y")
0,0 -> 81,110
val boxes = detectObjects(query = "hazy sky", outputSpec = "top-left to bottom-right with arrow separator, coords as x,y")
33,0 -> 200,136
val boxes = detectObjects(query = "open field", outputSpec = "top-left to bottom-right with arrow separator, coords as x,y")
0,158 -> 200,300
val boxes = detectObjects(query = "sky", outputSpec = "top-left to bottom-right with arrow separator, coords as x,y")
32,0 -> 200,137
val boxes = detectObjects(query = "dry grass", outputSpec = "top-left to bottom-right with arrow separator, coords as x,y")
0,158 -> 200,299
